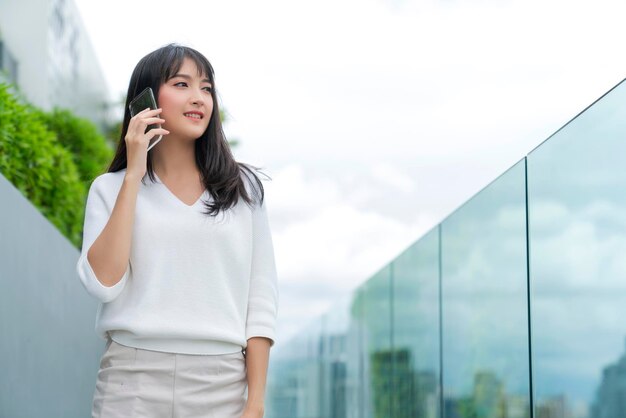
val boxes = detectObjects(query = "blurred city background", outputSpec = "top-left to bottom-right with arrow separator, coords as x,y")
1,0 -> 626,417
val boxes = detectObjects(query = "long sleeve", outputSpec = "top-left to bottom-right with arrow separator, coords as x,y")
245,195 -> 279,347
75,179 -> 130,303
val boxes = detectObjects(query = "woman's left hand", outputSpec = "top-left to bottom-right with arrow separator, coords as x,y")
240,404 -> 264,418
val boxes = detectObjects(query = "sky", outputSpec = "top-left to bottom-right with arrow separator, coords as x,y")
73,0 -> 626,344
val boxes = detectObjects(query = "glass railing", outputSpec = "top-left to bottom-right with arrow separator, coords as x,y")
265,76 -> 626,418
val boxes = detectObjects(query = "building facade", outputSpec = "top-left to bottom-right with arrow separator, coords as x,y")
0,0 -> 112,131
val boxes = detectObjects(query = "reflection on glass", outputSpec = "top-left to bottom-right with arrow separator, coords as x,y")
321,294 -> 362,418
441,159 -> 531,418
348,289 -> 365,418
392,227 -> 441,418
266,330 -> 304,417
528,78 -> 626,418
591,338 -> 626,418
266,316 -> 325,418
266,291 -> 366,418
356,265 -> 392,418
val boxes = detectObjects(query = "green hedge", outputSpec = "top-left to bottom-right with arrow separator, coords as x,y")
37,108 -> 113,189
0,83 -> 113,249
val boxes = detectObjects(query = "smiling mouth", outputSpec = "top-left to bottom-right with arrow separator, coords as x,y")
184,113 -> 203,119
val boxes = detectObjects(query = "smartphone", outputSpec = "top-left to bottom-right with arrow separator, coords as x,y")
128,87 -> 163,151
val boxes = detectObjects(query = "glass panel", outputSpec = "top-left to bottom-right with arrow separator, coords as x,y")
317,294 -> 363,418
527,78 -> 626,418
266,317 -> 324,418
358,265 -> 392,418
348,289 -> 366,418
392,227 -> 441,418
266,333 -> 305,417
441,159 -> 531,418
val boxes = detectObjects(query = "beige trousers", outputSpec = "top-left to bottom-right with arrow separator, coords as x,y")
92,339 -> 248,418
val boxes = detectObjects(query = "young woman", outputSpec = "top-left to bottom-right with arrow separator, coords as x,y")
76,43 -> 279,418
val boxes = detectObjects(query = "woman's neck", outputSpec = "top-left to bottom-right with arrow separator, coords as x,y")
151,141 -> 199,181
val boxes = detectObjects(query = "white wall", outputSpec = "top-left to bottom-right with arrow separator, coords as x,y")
0,172 -> 106,417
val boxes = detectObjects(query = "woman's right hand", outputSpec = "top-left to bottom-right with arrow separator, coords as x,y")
125,107 -> 169,180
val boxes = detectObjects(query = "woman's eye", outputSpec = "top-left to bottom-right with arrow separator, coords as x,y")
173,82 -> 211,92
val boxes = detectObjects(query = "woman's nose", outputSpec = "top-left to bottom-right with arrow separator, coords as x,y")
191,89 -> 205,105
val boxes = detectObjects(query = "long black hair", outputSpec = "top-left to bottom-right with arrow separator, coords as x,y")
107,43 -> 268,217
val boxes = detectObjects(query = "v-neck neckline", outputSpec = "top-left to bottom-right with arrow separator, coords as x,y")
153,172 -> 207,208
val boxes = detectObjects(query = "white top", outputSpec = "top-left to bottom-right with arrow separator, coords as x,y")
75,168 -> 279,355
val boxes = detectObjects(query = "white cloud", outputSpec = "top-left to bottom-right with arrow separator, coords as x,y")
371,162 -> 416,194
262,163 -> 435,342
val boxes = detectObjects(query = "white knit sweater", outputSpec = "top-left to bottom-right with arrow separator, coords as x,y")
76,168 -> 279,355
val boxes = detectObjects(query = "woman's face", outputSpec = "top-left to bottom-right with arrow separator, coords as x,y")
157,57 -> 213,141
